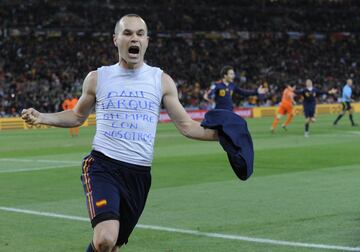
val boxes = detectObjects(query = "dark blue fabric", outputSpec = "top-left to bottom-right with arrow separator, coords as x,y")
299,88 -> 319,104
86,242 -> 96,252
304,103 -> 316,118
81,150 -> 151,246
209,82 -> 258,111
209,82 -> 236,110
201,109 -> 254,180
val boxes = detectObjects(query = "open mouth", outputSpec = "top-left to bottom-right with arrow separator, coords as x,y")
128,46 -> 140,56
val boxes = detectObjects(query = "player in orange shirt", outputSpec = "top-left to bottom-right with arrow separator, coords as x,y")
62,95 -> 79,137
271,84 -> 296,133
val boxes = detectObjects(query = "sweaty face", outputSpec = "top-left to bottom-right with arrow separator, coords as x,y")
113,17 -> 149,67
224,69 -> 235,83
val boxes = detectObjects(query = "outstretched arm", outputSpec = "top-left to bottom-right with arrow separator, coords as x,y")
314,87 -> 337,96
162,73 -> 218,141
294,89 -> 303,95
21,71 -> 97,127
235,86 -> 258,97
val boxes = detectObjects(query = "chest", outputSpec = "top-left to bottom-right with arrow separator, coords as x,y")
216,85 -> 234,97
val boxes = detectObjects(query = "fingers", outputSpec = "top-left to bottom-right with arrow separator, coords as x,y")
21,108 -> 29,118
21,109 -> 29,120
21,108 -> 32,120
21,108 -> 38,125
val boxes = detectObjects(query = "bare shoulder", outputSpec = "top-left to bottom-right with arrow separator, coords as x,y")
83,70 -> 97,95
87,70 -> 97,80
85,70 -> 97,85
161,72 -> 176,95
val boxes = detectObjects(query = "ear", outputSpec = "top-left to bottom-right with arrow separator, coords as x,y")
113,34 -> 117,47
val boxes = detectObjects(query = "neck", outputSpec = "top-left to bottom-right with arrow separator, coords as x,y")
222,78 -> 230,85
119,58 -> 144,69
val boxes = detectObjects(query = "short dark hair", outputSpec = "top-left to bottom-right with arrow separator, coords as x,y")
220,65 -> 234,78
114,14 -> 147,34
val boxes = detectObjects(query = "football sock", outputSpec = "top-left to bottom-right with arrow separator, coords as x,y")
349,114 -> 355,125
305,122 -> 309,132
334,114 -> 343,125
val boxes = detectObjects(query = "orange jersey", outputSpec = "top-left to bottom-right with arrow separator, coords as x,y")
62,99 -> 72,110
62,97 -> 78,110
280,87 -> 294,107
70,97 -> 78,109
277,104 -> 293,116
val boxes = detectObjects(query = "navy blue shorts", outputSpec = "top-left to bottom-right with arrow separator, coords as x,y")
80,150 -> 151,246
303,103 -> 316,118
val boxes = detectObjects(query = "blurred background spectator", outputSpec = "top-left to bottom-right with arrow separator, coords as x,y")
1,0 -> 359,116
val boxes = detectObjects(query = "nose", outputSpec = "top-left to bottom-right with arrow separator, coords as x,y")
130,33 -> 139,42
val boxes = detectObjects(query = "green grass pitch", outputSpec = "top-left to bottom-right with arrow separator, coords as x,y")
0,114 -> 359,252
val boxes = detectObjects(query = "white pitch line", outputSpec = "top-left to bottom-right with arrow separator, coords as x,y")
0,164 -> 77,173
0,206 -> 359,251
0,158 -> 79,173
0,158 -> 79,164
349,131 -> 360,136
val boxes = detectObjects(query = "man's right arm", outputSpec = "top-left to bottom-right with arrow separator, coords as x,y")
21,71 -> 97,127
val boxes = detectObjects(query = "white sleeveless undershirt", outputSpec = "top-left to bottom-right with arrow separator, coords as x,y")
92,63 -> 163,166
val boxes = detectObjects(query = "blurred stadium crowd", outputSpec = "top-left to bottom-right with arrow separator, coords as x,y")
1,0 -> 360,116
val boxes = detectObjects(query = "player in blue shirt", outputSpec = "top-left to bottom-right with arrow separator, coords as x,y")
333,79 -> 357,126
203,65 -> 259,111
297,79 -> 337,137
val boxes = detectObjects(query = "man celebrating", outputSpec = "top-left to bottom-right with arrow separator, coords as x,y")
22,14 -> 218,252
203,65 -> 259,111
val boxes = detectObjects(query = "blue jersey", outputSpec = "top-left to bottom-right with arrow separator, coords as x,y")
209,82 -> 235,110
299,88 -> 320,105
297,87 -> 328,118
209,82 -> 257,110
342,84 -> 352,102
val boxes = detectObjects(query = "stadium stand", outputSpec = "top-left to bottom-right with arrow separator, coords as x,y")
0,0 -> 359,116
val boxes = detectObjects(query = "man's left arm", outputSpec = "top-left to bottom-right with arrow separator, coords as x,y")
162,73 -> 218,141
235,86 -> 258,97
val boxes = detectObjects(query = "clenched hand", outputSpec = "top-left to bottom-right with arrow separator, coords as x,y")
21,108 -> 41,125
